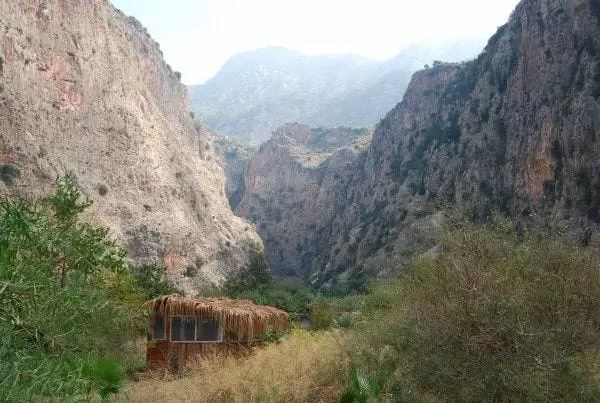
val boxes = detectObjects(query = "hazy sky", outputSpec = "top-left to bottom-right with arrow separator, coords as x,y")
110,0 -> 520,85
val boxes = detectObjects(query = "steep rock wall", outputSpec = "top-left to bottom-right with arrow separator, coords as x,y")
236,124 -> 370,279
0,0 -> 261,294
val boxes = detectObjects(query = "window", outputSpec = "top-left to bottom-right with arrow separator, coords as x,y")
197,316 -> 220,341
153,311 -> 165,340
171,315 -> 222,342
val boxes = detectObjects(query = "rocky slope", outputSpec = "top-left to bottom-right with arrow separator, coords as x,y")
213,135 -> 255,210
238,0 -> 600,286
0,0 -> 261,294
236,124 -> 371,279
189,42 -> 484,144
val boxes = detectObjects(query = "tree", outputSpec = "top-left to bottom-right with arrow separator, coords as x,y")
0,175 -> 142,401
223,246 -> 272,295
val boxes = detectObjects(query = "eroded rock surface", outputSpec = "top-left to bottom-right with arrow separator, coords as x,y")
0,0 -> 261,294
236,124 -> 371,279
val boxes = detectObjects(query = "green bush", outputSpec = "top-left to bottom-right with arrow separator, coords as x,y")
0,174 -> 144,401
227,278 -> 316,319
222,253 -> 316,319
223,246 -> 272,296
131,263 -> 179,300
335,314 -> 353,329
352,220 -> 600,401
311,298 -> 335,330
338,362 -> 393,403
0,163 -> 20,185
263,327 -> 288,343
98,183 -> 108,196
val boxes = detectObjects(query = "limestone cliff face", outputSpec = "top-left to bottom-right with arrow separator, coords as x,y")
213,135 -> 254,210
239,0 -> 600,285
236,124 -> 370,278
0,0 -> 261,294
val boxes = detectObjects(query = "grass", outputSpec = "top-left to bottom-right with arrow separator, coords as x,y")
117,329 -> 348,402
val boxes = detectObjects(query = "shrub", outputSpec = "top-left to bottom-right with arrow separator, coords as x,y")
335,314 -> 353,329
311,298 -> 335,330
352,220 -> 600,401
263,327 -> 286,343
338,362 -> 393,403
131,263 -> 179,300
98,183 -> 108,196
223,247 -> 272,295
0,163 -> 20,185
0,175 -> 144,401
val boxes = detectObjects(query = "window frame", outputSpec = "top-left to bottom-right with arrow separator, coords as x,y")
170,315 -> 223,343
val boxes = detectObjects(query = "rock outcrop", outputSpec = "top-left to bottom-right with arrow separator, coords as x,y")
238,0 -> 600,286
236,124 -> 371,279
213,135 -> 254,210
0,0 -> 261,294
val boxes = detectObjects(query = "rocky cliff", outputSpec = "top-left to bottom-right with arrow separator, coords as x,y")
236,124 -> 371,279
0,0 -> 261,294
238,0 -> 600,287
213,135 -> 255,210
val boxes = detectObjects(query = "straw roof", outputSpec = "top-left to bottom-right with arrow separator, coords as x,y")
143,295 -> 288,337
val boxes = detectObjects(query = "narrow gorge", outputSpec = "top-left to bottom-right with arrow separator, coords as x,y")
236,0 -> 600,288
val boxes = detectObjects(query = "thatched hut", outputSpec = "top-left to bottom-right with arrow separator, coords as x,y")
143,294 -> 288,372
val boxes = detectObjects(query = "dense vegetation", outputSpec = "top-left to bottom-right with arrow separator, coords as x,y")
4,176 -> 600,402
349,219 -> 600,401
221,248 -> 316,319
0,175 -> 150,401
128,217 -> 600,402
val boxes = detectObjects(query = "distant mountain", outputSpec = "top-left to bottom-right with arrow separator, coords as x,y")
189,41 -> 485,144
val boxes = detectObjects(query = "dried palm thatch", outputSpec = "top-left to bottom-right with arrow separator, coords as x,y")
143,295 -> 288,340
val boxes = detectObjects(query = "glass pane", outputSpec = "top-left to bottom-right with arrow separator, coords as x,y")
197,316 -> 221,341
171,317 -> 183,341
182,317 -> 196,341
153,312 -> 165,339
171,317 -> 197,341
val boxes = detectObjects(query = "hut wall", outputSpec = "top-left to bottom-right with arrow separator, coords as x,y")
146,340 -> 170,371
146,308 -> 265,372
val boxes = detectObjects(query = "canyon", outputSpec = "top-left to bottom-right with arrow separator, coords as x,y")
236,0 -> 600,287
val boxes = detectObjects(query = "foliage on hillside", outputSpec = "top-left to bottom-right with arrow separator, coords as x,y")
131,263 -> 179,300
220,248 -> 316,317
350,219 -> 600,401
0,175 -> 147,401
115,217 -> 600,402
7,175 -> 599,402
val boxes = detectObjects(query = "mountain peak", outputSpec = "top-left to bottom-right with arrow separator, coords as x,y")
190,40 -> 485,144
